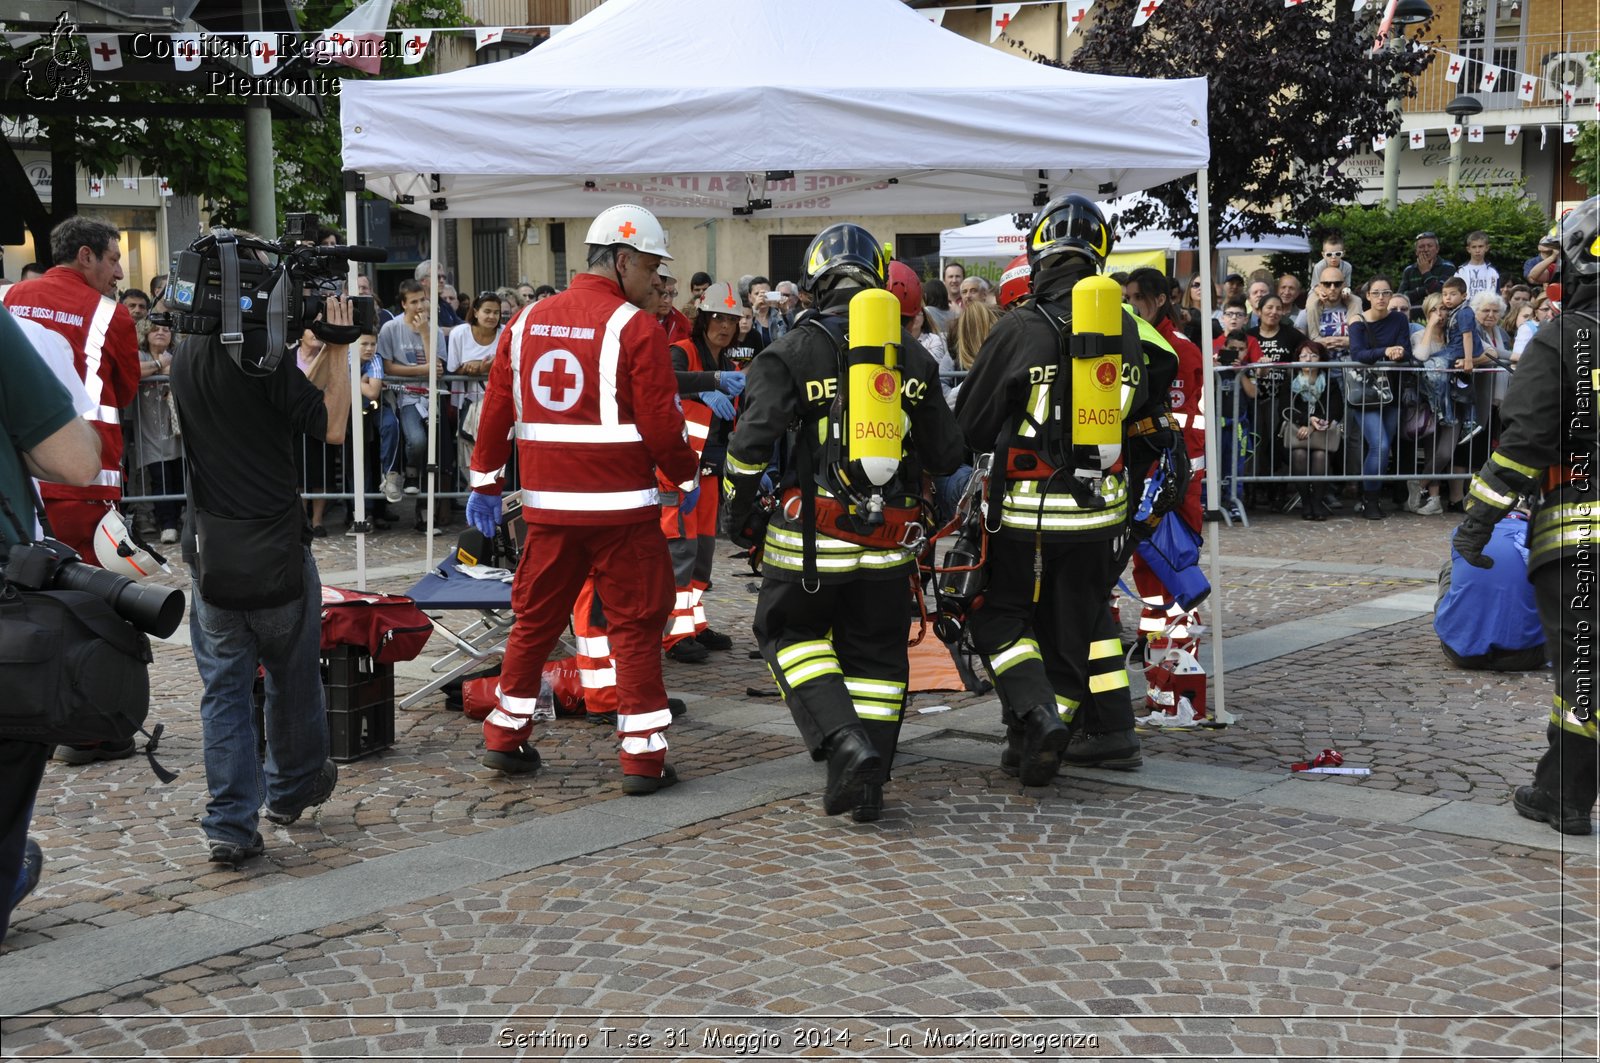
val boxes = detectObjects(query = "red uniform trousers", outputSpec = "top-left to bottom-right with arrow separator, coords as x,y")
41,487 -> 118,567
660,471 -> 720,650
484,521 -> 674,777
571,574 -> 619,719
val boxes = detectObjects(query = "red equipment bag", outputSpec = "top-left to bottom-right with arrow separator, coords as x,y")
462,675 -> 499,720
319,586 -> 433,664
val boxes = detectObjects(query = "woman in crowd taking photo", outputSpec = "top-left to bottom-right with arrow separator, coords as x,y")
1411,293 -> 1465,517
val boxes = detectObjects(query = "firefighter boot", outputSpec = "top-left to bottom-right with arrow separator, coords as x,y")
1516,725 -> 1596,835
1008,704 -> 1070,786
1063,728 -> 1144,771
822,727 -> 882,817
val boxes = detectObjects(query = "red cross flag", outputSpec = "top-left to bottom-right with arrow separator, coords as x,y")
474,27 -> 503,49
990,4 -> 1023,42
1566,123 -> 1580,144
402,29 -> 431,65
1132,0 -> 1164,29
1447,125 -> 1462,143
1443,54 -> 1463,84
1408,129 -> 1426,149
170,32 -> 201,72
1067,0 -> 1093,34
1505,125 -> 1521,145
1372,133 -> 1387,152
927,9 -> 944,25
1467,125 -> 1484,143
1517,74 -> 1538,102
1477,65 -> 1499,93
88,177 -> 105,199
158,175 -> 173,197
248,32 -> 279,75
86,34 -> 122,71
315,0 -> 392,76
121,176 -> 138,190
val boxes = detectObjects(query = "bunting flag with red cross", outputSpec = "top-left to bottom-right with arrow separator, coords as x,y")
86,34 -> 122,71
247,32 -> 279,75
1066,0 -> 1093,35
1443,53 -> 1463,84
1132,0 -> 1164,29
1504,125 -> 1521,145
1566,124 -> 1580,145
402,28 -> 432,65
1477,65 -> 1500,93
474,27 -> 503,49
1517,73 -> 1538,102
1372,133 -> 1387,152
1408,129 -> 1426,149
1447,125 -> 1462,143
1467,125 -> 1484,143
170,32 -> 201,72
157,175 -> 174,197
87,176 -> 105,199
990,4 -> 1023,41
315,0 -> 393,76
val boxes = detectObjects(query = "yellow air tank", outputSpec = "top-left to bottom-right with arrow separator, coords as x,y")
1069,274 -> 1124,446
846,287 -> 903,487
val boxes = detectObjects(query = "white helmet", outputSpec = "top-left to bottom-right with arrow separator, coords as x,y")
93,509 -> 170,580
696,281 -> 743,317
584,204 -> 673,260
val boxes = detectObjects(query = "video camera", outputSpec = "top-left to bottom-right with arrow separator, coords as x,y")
5,539 -> 185,640
158,212 -> 386,375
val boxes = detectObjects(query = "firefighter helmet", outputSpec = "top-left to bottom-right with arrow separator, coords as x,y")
799,223 -> 887,297
998,253 -> 1033,308
1026,193 -> 1112,274
92,509 -> 169,580
886,261 -> 923,318
696,281 -> 743,318
583,203 -> 673,260
1558,195 -> 1600,282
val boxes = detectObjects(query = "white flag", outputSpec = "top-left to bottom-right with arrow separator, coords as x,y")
1504,125 -> 1521,145
1131,0 -> 1163,29
1352,0 -> 1367,9
248,32 -> 280,75
1372,133 -> 1387,152
1447,125 -> 1462,143
121,175 -> 138,190
1443,53 -> 1464,84
1284,0 -> 1309,6
1565,123 -> 1580,144
401,28 -> 431,65
990,3 -> 1023,41
157,175 -> 174,197
87,176 -> 105,199
170,32 -> 201,72
1067,0 -> 1093,34
1516,73 -> 1537,102
1477,65 -> 1500,93
474,27 -> 503,49
1467,125 -> 1484,143
85,34 -> 122,71
927,9 -> 944,25
315,0 -> 393,76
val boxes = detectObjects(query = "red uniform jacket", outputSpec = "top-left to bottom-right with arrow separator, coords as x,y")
4,267 -> 139,500
469,273 -> 696,526
1158,317 -> 1206,464
658,306 -> 691,347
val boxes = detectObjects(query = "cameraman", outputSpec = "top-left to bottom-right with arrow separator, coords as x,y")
0,308 -> 102,945
170,295 -> 354,866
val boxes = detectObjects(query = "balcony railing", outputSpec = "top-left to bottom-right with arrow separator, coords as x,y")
1407,31 -> 1599,116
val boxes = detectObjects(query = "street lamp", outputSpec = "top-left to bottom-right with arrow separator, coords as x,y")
1382,0 -> 1433,210
1445,94 -> 1484,191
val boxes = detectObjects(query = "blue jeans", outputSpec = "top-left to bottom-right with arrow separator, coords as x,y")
398,404 -> 428,473
189,548 -> 328,846
1358,404 -> 1399,492
377,406 -> 401,474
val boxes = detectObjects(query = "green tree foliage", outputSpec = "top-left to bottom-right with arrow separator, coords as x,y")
1064,0 -> 1435,244
1265,184 -> 1553,285
4,0 -> 464,230
1571,51 -> 1600,196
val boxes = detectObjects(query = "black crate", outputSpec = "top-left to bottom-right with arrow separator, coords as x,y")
249,648 -> 395,763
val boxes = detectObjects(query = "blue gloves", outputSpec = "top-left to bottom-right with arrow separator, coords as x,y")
466,491 -> 501,538
717,371 -> 746,397
699,391 -> 736,421
681,486 -> 701,516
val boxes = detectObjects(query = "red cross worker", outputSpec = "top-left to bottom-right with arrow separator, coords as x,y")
466,204 -> 696,794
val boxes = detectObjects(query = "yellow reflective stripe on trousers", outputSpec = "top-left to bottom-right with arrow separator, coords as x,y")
1552,695 -> 1600,741
775,639 -> 841,688
1089,668 -> 1130,693
1054,694 -> 1080,722
1088,638 -> 1122,660
845,676 -> 905,723
990,639 -> 1042,674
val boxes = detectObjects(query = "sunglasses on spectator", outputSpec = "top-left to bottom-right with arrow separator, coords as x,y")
1368,289 -> 1393,297
1317,280 -> 1342,287
1323,250 -> 1344,258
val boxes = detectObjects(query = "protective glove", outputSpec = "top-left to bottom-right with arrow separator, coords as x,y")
681,486 -> 700,516
699,391 -> 736,421
1452,515 -> 1497,569
717,371 -> 747,397
759,472 -> 775,496
466,491 -> 501,539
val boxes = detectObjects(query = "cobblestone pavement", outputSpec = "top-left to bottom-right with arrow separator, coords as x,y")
3,506 -> 1597,1060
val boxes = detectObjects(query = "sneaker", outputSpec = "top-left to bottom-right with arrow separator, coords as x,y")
1513,784 -> 1593,836
1404,480 -> 1424,513
56,739 -> 137,765
1321,492 -> 1343,512
9,839 -> 42,909
159,527 -> 180,545
620,764 -> 679,796
382,471 -> 404,504
403,477 -> 419,496
208,834 -> 265,867
263,759 -> 338,826
695,627 -> 733,651
482,742 -> 542,775
666,639 -> 710,664
1417,495 -> 1444,516
1062,728 -> 1143,771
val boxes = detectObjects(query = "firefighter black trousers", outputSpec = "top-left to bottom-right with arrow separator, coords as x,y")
1531,560 -> 1600,813
754,573 -> 912,775
968,535 -> 1133,735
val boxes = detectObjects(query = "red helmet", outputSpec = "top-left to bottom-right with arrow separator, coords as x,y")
886,260 -> 923,319
998,253 -> 1032,309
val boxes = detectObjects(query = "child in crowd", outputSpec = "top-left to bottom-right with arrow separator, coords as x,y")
1455,230 -> 1500,299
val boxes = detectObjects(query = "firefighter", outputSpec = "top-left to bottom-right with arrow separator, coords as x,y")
955,194 -> 1183,785
1452,195 -> 1600,836
661,281 -> 747,662
465,203 -> 698,795
722,224 -> 964,823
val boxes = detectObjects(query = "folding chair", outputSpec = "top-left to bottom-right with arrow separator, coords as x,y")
399,560 -> 518,709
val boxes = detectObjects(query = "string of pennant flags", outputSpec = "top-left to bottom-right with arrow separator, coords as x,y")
82,172 -> 175,198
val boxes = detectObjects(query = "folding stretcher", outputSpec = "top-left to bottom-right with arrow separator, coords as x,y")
398,560 -> 517,709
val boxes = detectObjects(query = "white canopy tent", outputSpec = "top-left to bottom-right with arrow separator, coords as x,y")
940,198 -> 1311,260
338,0 -> 1237,721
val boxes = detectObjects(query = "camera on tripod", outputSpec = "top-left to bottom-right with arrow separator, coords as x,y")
5,539 -> 185,640
158,211 -> 387,375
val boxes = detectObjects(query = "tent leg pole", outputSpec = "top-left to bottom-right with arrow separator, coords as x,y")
426,208 -> 441,574
345,180 -> 366,590
1194,167 -> 1232,725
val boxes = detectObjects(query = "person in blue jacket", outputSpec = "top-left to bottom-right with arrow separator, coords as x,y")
1435,511 -> 1545,671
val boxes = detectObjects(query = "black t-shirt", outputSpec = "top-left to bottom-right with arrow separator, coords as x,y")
170,334 -> 329,553
1249,323 -> 1306,399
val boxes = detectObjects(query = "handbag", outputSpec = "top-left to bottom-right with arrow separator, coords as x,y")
1280,413 -> 1343,453
1343,366 -> 1394,406
192,502 -> 305,611
1400,401 -> 1436,441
